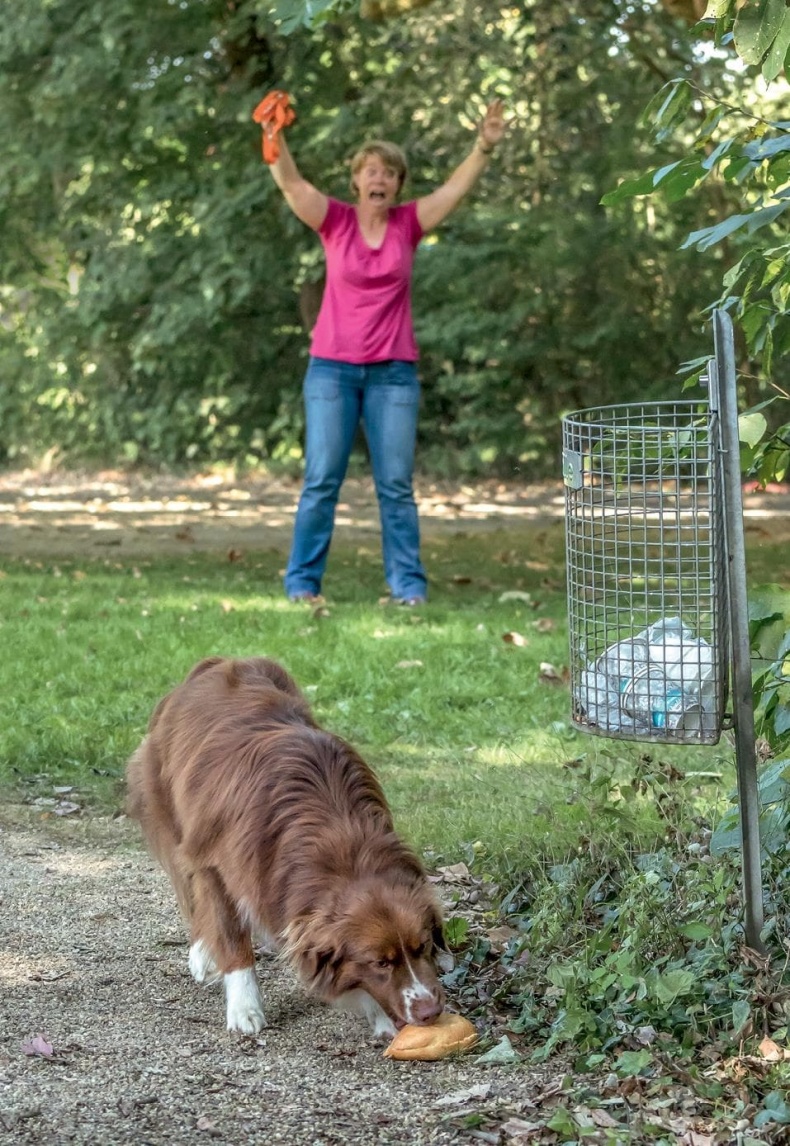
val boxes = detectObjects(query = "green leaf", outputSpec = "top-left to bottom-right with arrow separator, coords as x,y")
739,410 -> 768,447
650,968 -> 696,1004
681,202 -> 789,252
601,170 -> 661,206
742,135 -> 790,163
678,921 -> 714,941
269,0 -> 339,33
657,158 -> 709,202
749,584 -> 790,624
762,10 -> 790,80
732,999 -> 751,1035
755,1090 -> 790,1126
703,0 -> 733,18
756,757 -> 790,804
681,213 -> 752,251
734,0 -> 788,66
613,1048 -> 653,1076
444,916 -> 469,947
641,79 -> 693,141
760,804 -> 790,853
546,1107 -> 578,1136
770,701 -> 788,738
710,808 -> 742,855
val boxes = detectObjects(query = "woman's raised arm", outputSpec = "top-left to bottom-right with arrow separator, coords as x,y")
416,99 -> 505,234
269,132 -> 329,232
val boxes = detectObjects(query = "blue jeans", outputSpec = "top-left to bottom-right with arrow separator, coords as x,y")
284,357 -> 427,600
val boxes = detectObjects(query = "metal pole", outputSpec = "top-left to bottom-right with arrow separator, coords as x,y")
712,309 -> 766,952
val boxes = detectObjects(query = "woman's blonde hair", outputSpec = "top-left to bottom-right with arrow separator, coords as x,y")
349,141 -> 408,197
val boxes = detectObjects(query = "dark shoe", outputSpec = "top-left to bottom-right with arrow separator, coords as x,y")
398,596 -> 427,607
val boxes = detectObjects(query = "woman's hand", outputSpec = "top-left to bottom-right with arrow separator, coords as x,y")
478,99 -> 505,151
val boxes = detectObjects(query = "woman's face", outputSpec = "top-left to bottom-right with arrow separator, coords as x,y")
354,155 -> 401,208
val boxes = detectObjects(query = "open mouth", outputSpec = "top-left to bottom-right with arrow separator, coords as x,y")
369,191 -> 387,200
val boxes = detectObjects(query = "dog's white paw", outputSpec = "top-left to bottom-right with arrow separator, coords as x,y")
336,989 -> 397,1041
188,939 -> 220,984
225,968 -> 266,1035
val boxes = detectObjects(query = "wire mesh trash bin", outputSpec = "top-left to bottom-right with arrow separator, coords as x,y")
562,400 -> 729,745
562,312 -> 765,951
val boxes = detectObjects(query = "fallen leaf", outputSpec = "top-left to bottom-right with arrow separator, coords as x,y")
476,1035 -> 522,1065
486,925 -> 520,951
54,801 -> 81,817
590,1108 -> 621,1128
22,1036 -> 54,1058
500,1117 -> 543,1142
220,600 -> 234,613
498,590 -> 533,604
532,617 -> 556,632
435,863 -> 470,883
395,660 -> 424,669
758,1037 -> 790,1062
53,802 -> 80,820
502,631 -> 529,647
433,1083 -> 492,1108
227,548 -> 244,562
539,662 -> 568,684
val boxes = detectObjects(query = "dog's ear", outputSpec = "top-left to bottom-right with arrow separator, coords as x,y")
285,919 -> 351,995
185,657 -> 225,683
432,921 -> 454,973
301,944 -> 334,983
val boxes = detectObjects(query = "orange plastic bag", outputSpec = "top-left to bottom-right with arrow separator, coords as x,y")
252,90 -> 295,164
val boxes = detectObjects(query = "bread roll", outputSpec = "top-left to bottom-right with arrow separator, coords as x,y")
383,1013 -> 478,1061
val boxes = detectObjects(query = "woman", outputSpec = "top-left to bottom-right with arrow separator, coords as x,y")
269,99 -> 505,605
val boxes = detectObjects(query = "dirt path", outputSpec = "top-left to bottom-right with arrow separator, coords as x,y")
0,469 -> 572,561
2,468 -> 787,560
0,807 -> 557,1146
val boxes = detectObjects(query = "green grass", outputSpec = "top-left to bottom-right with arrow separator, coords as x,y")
0,521 -> 762,878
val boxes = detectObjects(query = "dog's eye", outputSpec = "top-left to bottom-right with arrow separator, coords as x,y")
412,942 -> 427,958
376,957 -> 393,970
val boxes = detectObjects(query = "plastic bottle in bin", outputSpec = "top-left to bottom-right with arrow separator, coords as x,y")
620,665 -> 703,731
645,617 -> 715,692
577,617 -> 714,734
599,637 -> 650,693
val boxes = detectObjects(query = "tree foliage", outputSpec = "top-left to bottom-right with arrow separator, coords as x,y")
0,1 -> 754,474
603,0 -> 789,482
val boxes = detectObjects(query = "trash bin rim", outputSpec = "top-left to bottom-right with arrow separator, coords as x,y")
563,399 -> 709,424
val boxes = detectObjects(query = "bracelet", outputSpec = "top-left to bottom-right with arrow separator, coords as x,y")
477,140 -> 494,155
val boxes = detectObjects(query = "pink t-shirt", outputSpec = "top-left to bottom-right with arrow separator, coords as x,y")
310,198 -> 423,364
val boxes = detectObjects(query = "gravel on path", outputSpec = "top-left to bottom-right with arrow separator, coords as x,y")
0,808 -> 556,1146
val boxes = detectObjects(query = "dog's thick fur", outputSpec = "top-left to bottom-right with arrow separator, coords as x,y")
126,657 -> 446,1037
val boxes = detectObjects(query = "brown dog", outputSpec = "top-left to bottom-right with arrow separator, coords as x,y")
126,657 -> 447,1037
